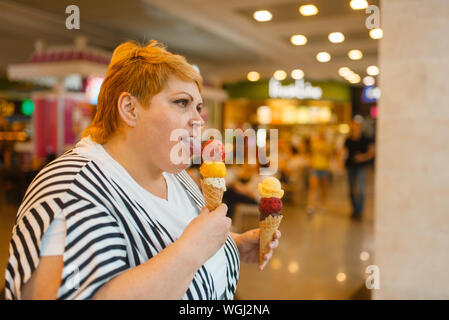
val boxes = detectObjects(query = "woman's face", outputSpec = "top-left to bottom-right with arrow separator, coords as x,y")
134,75 -> 204,173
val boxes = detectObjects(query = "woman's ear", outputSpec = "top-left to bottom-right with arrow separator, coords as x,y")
117,92 -> 138,128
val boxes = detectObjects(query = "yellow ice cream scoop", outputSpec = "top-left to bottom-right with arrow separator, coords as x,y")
200,161 -> 227,178
258,177 -> 284,198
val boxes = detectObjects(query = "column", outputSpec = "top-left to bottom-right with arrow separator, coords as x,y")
375,0 -> 449,298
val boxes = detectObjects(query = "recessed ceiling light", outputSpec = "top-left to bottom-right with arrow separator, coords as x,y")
247,71 -> 260,81
290,34 -> 308,46
363,76 -> 375,86
338,67 -> 351,77
273,70 -> 287,80
316,52 -> 331,63
344,72 -> 355,80
367,65 -> 380,76
291,69 -> 304,79
253,10 -> 272,22
350,0 -> 368,10
348,74 -> 361,83
348,49 -> 363,60
328,32 -> 345,43
299,4 -> 318,16
369,28 -> 383,39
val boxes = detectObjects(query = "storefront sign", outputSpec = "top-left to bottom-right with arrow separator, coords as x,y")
0,99 -> 15,116
362,86 -> 381,103
268,77 -> 322,100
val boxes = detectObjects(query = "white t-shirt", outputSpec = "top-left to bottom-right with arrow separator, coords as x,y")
39,137 -> 228,298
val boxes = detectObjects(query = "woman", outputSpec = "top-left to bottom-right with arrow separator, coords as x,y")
4,41 -> 280,300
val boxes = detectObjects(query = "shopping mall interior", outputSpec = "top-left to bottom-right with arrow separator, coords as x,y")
0,0 -> 448,300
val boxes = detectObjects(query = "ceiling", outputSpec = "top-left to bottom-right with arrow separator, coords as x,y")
0,0 -> 380,85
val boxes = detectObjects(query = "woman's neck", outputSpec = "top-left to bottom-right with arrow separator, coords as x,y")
102,134 -> 168,200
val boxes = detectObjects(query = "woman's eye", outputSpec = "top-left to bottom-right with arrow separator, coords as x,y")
175,99 -> 189,107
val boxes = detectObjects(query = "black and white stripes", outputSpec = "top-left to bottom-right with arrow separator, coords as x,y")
5,150 -> 240,300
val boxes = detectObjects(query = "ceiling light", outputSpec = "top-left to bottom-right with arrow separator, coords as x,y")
291,69 -> 304,79
316,52 -> 331,63
253,10 -> 272,22
290,34 -> 308,46
247,71 -> 260,81
273,70 -> 287,80
349,74 -> 361,84
299,4 -> 318,16
344,71 -> 355,80
336,272 -> 347,282
338,67 -> 351,77
348,49 -> 363,60
350,0 -> 369,10
328,32 -> 345,43
369,28 -> 383,39
366,65 -> 379,76
363,76 -> 375,86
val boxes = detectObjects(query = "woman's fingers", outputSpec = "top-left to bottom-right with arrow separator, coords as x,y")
258,230 -> 281,270
258,251 -> 273,270
269,239 -> 279,249
273,230 -> 281,240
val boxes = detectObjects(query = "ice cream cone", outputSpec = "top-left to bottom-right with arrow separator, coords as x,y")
259,215 -> 283,265
201,179 -> 224,211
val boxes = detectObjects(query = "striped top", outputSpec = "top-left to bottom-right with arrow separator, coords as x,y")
4,138 -> 240,300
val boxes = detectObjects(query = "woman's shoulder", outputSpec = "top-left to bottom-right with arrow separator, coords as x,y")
16,150 -> 106,224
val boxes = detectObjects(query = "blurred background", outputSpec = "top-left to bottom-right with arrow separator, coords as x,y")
0,0 -> 448,299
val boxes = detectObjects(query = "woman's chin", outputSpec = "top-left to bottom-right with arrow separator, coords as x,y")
164,161 -> 190,174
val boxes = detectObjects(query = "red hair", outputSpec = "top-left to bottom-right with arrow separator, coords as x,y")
83,40 -> 202,144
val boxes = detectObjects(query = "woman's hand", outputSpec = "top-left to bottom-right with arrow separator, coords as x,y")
232,229 -> 281,271
180,204 -> 231,267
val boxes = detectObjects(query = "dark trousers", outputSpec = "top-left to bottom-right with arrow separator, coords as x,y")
347,166 -> 366,216
222,187 -> 257,219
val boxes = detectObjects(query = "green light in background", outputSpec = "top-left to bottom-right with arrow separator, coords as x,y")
21,99 -> 34,116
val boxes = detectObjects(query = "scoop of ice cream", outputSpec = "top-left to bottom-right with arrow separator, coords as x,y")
200,161 -> 227,178
259,197 -> 282,215
258,177 -> 284,198
203,177 -> 226,191
202,139 -> 225,162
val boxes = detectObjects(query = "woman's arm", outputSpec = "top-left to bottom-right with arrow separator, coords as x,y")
94,204 -> 230,300
21,255 -> 64,300
21,205 -> 231,300
93,235 -> 201,299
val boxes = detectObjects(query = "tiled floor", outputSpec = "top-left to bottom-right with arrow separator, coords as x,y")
234,168 -> 375,300
0,168 -> 375,300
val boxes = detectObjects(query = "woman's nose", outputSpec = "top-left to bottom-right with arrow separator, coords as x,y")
190,110 -> 205,128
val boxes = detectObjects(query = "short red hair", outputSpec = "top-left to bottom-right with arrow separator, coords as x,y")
83,40 -> 202,144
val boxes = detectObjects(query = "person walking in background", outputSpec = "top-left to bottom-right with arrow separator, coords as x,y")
343,119 -> 375,220
307,127 -> 333,215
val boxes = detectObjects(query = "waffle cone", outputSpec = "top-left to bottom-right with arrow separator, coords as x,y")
259,215 -> 283,265
200,179 -> 224,211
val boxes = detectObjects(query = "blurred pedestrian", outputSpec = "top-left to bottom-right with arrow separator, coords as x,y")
307,127 -> 333,215
343,119 -> 375,219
